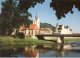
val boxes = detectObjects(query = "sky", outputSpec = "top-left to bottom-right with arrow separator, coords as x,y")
0,0 -> 80,33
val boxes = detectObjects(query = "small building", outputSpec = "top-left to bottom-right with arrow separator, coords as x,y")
54,22 -> 72,34
19,24 -> 27,34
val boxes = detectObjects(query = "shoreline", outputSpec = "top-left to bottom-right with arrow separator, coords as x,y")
0,36 -> 80,45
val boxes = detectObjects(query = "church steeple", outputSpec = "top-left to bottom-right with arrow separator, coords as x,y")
35,11 -> 38,20
56,21 -> 59,27
33,11 -> 40,29
55,20 -> 59,33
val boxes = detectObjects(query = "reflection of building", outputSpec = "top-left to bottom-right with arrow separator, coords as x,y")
54,22 -> 72,34
23,46 -> 39,58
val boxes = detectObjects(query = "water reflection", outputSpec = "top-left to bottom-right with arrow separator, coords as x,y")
23,45 -> 39,58
0,44 -> 80,57
56,44 -> 64,57
0,48 -> 17,57
0,45 -> 39,57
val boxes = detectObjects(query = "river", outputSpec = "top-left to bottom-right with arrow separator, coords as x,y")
0,43 -> 80,57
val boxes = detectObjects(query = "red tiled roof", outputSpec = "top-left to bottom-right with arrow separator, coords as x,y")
22,26 -> 26,30
29,24 -> 38,30
19,25 -> 26,31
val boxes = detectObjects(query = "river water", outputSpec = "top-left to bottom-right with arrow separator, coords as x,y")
0,43 -> 80,57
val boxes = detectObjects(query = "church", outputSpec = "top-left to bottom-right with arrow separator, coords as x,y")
19,12 -> 53,36
19,13 -> 40,36
25,13 -> 40,36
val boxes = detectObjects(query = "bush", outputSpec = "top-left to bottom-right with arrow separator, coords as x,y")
16,32 -> 25,39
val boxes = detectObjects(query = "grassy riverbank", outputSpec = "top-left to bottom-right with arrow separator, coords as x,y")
0,36 -> 53,45
0,36 -> 80,46
64,38 -> 80,43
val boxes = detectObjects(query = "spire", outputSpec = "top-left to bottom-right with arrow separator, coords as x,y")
36,11 -> 38,17
35,11 -> 38,20
55,20 -> 59,33
56,20 -> 59,27
34,10 -> 40,29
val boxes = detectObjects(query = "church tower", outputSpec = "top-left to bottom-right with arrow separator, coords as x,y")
33,12 -> 40,29
55,21 -> 59,33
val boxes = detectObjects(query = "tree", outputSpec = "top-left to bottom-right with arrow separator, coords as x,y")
17,0 -> 80,19
0,0 -> 17,35
18,0 -> 45,10
0,0 -> 32,35
50,0 -> 80,19
40,23 -> 55,32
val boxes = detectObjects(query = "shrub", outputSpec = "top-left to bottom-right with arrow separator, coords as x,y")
16,32 -> 25,39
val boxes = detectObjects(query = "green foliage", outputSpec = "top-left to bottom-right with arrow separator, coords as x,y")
0,36 -> 15,45
50,0 -> 80,19
0,0 -> 32,35
16,32 -> 25,39
40,23 -> 55,31
18,0 -> 45,10
17,0 -> 80,19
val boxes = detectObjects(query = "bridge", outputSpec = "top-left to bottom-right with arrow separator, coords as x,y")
36,34 -> 80,44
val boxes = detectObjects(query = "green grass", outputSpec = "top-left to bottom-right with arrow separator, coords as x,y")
47,38 -> 80,43
0,36 -> 80,46
64,38 -> 80,43
0,36 -> 53,46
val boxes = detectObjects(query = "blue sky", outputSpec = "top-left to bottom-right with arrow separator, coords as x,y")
0,0 -> 80,33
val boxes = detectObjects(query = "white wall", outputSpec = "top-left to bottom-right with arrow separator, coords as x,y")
60,25 -> 72,34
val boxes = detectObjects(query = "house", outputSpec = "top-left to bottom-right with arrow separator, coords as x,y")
54,22 -> 72,34
19,24 -> 27,34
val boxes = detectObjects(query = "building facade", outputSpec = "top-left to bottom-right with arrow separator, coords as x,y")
55,23 -> 72,34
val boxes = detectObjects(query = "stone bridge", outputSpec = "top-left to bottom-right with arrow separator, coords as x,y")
36,34 -> 80,44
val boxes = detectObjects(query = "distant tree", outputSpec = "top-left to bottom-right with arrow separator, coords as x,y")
40,23 -> 55,32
